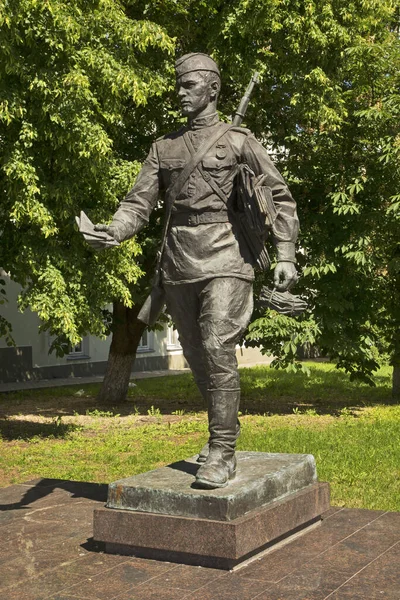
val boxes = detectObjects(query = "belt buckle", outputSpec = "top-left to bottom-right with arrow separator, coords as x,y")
188,214 -> 199,226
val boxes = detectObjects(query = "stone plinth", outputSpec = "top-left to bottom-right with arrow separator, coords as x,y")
93,452 -> 330,569
106,452 -> 317,521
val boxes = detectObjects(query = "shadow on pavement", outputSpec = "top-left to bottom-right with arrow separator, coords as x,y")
0,478 -> 108,512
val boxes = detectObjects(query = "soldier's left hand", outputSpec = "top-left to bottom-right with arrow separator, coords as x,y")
274,261 -> 298,292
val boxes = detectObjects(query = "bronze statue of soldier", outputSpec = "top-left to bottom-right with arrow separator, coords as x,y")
81,53 -> 299,489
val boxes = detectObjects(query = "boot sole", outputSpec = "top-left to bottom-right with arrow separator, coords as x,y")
195,470 -> 236,490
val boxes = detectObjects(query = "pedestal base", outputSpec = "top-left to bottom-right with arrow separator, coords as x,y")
94,452 -> 330,570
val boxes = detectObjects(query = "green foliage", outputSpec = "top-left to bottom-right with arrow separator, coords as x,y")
246,0 -> 400,385
246,310 -> 321,375
147,404 -> 161,417
0,0 -> 175,347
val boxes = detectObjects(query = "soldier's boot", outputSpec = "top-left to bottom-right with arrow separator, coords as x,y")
197,419 -> 241,463
195,389 -> 240,489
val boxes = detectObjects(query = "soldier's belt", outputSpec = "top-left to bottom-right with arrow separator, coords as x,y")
171,211 -> 229,227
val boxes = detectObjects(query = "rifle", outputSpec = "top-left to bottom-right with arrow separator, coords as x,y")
232,72 -> 260,126
231,72 -> 274,271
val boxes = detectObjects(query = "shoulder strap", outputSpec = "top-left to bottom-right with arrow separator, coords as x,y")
166,122 -> 232,204
182,133 -> 230,208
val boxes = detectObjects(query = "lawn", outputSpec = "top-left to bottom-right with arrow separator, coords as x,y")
0,362 -> 398,511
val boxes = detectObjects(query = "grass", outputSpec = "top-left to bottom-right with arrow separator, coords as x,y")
0,362 -> 398,511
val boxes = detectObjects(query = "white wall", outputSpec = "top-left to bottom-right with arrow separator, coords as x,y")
0,273 -> 183,380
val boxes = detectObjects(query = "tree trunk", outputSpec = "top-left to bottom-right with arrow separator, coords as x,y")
392,328 -> 400,401
393,365 -> 400,401
97,301 -> 146,404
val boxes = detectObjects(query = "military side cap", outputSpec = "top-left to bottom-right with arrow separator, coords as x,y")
175,53 -> 220,78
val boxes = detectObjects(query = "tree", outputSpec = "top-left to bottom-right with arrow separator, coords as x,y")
2,0 -> 399,402
233,1 -> 400,396
130,0 -> 399,396
0,0 -> 175,401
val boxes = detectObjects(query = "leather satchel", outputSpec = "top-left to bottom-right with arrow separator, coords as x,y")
236,164 -> 277,270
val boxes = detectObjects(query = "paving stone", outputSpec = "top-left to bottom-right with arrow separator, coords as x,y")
62,551 -> 132,577
328,586 -> 400,600
50,595 -> 95,600
0,550 -> 80,591
309,526 -> 400,575
320,507 -> 386,532
66,560 -> 179,600
236,541 -> 317,583
0,508 -> 22,526
347,542 -> 400,589
4,570 -> 87,600
0,479 -> 107,512
149,563 -> 225,591
236,509 -> 373,583
0,539 -> 24,566
257,563 -> 353,599
253,588 -> 323,600
19,501 -> 96,525
187,572 -> 271,600
48,535 -> 104,559
117,584 -> 193,600
321,507 -> 344,519
362,510 -> 400,534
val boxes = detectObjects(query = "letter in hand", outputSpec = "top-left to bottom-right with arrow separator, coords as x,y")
274,261 -> 298,292
75,211 -> 120,250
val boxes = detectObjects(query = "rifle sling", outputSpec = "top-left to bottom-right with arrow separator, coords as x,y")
182,133 -> 231,207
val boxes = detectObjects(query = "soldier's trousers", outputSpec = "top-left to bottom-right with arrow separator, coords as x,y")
164,278 -> 253,398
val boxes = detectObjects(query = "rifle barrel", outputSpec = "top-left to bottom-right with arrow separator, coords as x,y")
232,72 -> 260,126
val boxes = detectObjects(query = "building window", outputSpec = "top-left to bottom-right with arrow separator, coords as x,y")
138,330 -> 148,350
69,340 -> 83,355
167,325 -> 181,351
67,337 -> 89,360
137,329 -> 152,353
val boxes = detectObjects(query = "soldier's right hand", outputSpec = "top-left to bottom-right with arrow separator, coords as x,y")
94,223 -> 127,243
75,212 -> 120,250
94,223 -> 114,237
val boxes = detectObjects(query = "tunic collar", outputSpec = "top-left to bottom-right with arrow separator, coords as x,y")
188,112 -> 219,130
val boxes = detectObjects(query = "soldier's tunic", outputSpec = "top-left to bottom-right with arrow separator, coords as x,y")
111,112 -> 298,395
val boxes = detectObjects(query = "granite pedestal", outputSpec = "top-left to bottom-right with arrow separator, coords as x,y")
93,452 -> 330,569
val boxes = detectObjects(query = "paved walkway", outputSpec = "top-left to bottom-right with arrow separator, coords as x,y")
0,369 -> 190,393
0,479 -> 399,599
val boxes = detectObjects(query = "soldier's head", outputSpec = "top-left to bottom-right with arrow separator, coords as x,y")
175,53 -> 221,119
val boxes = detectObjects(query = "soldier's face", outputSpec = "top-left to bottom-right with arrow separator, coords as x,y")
176,72 -> 215,118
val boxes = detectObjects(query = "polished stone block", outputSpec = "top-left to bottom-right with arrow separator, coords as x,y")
94,481 -> 330,569
106,451 -> 318,521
